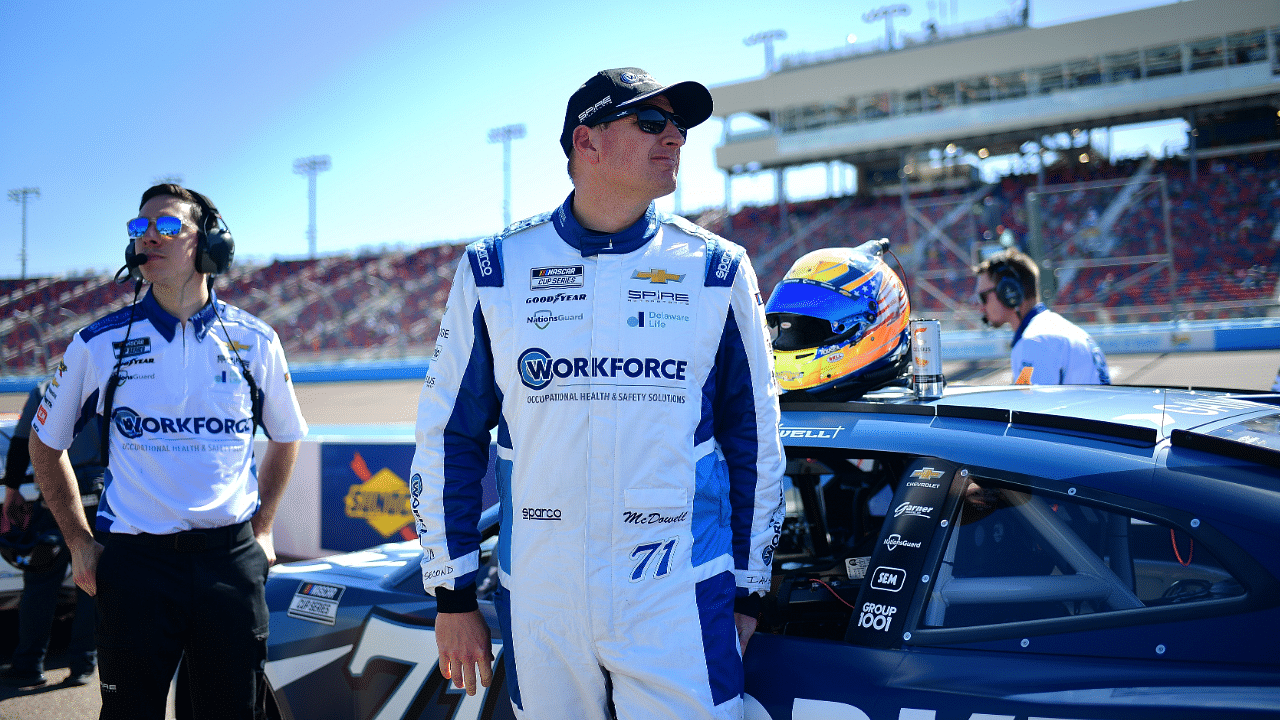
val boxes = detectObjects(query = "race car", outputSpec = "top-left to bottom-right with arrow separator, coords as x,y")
263,383 -> 1280,719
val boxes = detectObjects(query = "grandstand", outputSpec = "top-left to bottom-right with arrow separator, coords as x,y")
2,0 -> 1278,376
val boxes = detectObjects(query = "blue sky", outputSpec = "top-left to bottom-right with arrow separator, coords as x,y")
1,0 -> 1179,277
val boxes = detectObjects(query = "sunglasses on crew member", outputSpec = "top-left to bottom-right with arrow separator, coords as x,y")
595,106 -> 688,138
127,215 -> 184,238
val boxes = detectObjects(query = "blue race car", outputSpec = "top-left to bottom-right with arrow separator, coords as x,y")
263,384 -> 1280,719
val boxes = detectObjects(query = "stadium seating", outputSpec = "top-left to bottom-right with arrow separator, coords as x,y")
2,153 -> 1276,374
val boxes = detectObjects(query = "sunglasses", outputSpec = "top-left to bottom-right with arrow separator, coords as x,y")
127,215 -> 185,238
977,288 -> 996,304
596,106 -> 687,138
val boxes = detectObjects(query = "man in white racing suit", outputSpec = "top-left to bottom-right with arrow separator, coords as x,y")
974,249 -> 1110,385
410,67 -> 785,720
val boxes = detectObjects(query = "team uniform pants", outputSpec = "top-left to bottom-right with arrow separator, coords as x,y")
95,521 -> 270,720
12,541 -> 96,677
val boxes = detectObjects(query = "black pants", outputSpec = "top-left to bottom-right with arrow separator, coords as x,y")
95,521 -> 270,720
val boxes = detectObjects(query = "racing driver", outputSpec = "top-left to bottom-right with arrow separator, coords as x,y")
410,67 -> 786,720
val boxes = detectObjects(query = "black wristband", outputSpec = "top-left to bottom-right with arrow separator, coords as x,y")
734,593 -> 762,619
433,584 -> 479,614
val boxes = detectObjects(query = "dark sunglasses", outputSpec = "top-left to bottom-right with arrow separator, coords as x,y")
596,105 -> 687,138
127,215 -> 185,238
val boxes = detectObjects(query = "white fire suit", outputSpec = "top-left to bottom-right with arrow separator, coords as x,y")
1011,303 -> 1111,385
410,195 -> 786,720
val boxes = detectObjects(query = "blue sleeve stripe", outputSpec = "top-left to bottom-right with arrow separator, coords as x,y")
74,389 -> 99,438
441,304 -> 500,562
710,307 -> 760,570
703,239 -> 740,288
467,236 -> 504,288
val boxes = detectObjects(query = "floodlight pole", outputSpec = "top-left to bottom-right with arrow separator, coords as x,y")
863,5 -> 911,50
8,187 -> 40,280
293,155 -> 331,258
488,124 -> 526,229
744,30 -> 788,74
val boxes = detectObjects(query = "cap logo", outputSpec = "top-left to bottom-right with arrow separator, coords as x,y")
578,95 -> 613,123
619,72 -> 641,84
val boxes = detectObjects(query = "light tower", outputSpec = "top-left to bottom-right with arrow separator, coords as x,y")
744,30 -> 788,74
863,5 -> 911,50
8,187 -> 40,280
293,155 -> 331,258
488,124 -> 526,229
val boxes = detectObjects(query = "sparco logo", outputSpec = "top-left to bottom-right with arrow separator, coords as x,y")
894,502 -> 933,519
858,602 -> 897,632
527,292 -> 586,305
714,252 -> 734,280
522,508 -> 562,521
474,246 -> 493,277
111,406 -> 252,439
881,533 -> 922,552
517,348 -> 688,391
623,511 -> 688,526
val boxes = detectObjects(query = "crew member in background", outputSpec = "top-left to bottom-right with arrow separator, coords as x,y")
410,67 -> 785,720
0,378 -> 100,688
973,249 -> 1110,385
29,184 -> 307,719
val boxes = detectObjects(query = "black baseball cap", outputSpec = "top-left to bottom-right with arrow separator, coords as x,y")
560,67 -> 713,156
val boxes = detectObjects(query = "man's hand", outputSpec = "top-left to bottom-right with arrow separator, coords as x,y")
67,535 -> 104,596
734,612 -> 758,654
2,487 -> 28,532
255,529 -> 277,565
434,610 -> 494,696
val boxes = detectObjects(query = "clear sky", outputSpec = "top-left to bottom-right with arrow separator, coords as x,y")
1,0 -> 1179,278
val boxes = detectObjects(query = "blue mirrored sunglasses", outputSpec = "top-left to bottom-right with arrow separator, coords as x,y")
127,215 -> 184,238
594,105 -> 687,138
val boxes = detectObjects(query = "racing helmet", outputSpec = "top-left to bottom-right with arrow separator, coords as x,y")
0,502 -> 65,575
766,239 -> 911,401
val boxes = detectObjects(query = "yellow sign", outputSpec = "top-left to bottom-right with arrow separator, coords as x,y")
343,452 -> 414,538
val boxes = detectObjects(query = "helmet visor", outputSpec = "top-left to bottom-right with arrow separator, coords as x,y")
766,280 -> 877,351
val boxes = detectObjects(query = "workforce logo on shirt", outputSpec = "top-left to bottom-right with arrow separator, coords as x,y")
517,347 -> 687,390
111,406 -> 252,439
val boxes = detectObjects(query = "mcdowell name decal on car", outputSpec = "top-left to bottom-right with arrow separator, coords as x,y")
779,426 -> 845,439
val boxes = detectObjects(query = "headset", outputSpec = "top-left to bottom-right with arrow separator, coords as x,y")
122,189 -> 235,282
990,261 -> 1026,310
102,187 -> 260,465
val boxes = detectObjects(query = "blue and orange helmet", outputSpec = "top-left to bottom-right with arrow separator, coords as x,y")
766,239 -> 911,401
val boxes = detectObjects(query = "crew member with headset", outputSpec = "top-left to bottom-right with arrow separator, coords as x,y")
29,184 -> 307,719
1,378 -> 101,688
972,248 -> 1110,385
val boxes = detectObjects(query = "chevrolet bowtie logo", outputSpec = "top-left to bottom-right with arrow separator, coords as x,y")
229,340 -> 252,353
910,467 -> 945,480
632,269 -> 684,284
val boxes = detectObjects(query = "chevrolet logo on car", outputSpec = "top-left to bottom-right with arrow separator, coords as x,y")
632,269 -> 684,284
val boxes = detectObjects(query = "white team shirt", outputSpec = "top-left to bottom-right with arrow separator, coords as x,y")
31,289 -> 307,534
1011,304 -> 1111,385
